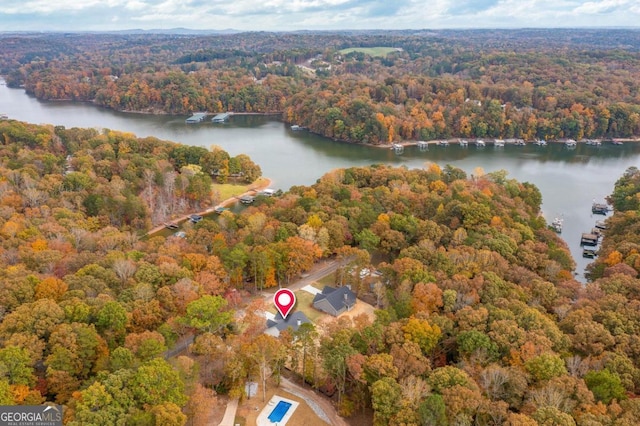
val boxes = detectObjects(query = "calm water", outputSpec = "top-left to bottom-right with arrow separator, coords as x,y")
2,80 -> 639,280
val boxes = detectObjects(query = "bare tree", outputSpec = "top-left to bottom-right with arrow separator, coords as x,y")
113,259 -> 137,284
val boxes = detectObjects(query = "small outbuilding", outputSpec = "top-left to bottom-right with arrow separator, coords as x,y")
312,286 -> 356,317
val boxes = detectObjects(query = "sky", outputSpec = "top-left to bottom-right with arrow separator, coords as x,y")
0,0 -> 639,32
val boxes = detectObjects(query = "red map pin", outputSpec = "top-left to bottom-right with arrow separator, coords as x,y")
274,288 -> 296,319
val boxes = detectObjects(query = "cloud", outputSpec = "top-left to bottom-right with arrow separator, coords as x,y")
573,0 -> 631,14
446,0 -> 500,15
0,0 -> 639,31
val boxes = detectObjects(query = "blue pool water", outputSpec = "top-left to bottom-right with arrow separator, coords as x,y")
268,401 -> 292,423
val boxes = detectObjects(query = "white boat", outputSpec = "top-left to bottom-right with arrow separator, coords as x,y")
550,217 -> 563,233
565,139 -> 577,147
438,140 -> 449,146
475,139 -> 485,147
535,139 -> 547,146
290,124 -> 302,131
459,139 -> 468,147
494,139 -> 505,147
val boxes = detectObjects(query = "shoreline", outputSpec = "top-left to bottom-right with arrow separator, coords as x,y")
372,137 -> 640,149
145,177 -> 273,237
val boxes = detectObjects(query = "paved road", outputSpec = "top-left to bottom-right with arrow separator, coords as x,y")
260,257 -> 345,300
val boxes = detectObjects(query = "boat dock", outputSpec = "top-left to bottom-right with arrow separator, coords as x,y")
592,202 -> 609,215
186,112 -> 207,123
239,195 -> 255,204
391,143 -> 404,153
580,233 -> 599,246
212,113 -> 231,123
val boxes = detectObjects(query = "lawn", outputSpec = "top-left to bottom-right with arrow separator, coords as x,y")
317,273 -> 336,288
265,289 -> 324,323
212,177 -> 268,201
294,290 -> 324,323
339,46 -> 398,57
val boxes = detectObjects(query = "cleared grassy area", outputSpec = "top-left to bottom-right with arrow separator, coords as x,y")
212,182 -> 249,201
294,290 -> 324,323
317,273 -> 336,288
339,47 -> 398,57
212,177 -> 268,201
265,289 -> 324,323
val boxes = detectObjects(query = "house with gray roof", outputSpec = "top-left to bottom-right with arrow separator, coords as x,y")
312,286 -> 356,317
265,311 -> 311,337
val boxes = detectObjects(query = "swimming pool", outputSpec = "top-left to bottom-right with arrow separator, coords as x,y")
267,400 -> 292,423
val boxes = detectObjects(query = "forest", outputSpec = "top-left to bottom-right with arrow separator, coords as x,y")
1,120 -> 640,424
2,29 -> 640,144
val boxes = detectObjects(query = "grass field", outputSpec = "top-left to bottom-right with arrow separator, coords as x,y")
339,46 -> 398,57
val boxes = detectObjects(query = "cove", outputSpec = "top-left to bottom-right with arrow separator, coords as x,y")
2,79 -> 639,281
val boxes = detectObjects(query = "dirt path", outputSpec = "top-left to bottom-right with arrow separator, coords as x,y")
145,177 -> 272,237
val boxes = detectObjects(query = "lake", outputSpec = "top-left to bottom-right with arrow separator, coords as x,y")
2,79 -> 639,280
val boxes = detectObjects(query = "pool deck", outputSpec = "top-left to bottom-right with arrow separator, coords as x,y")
256,395 -> 299,426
